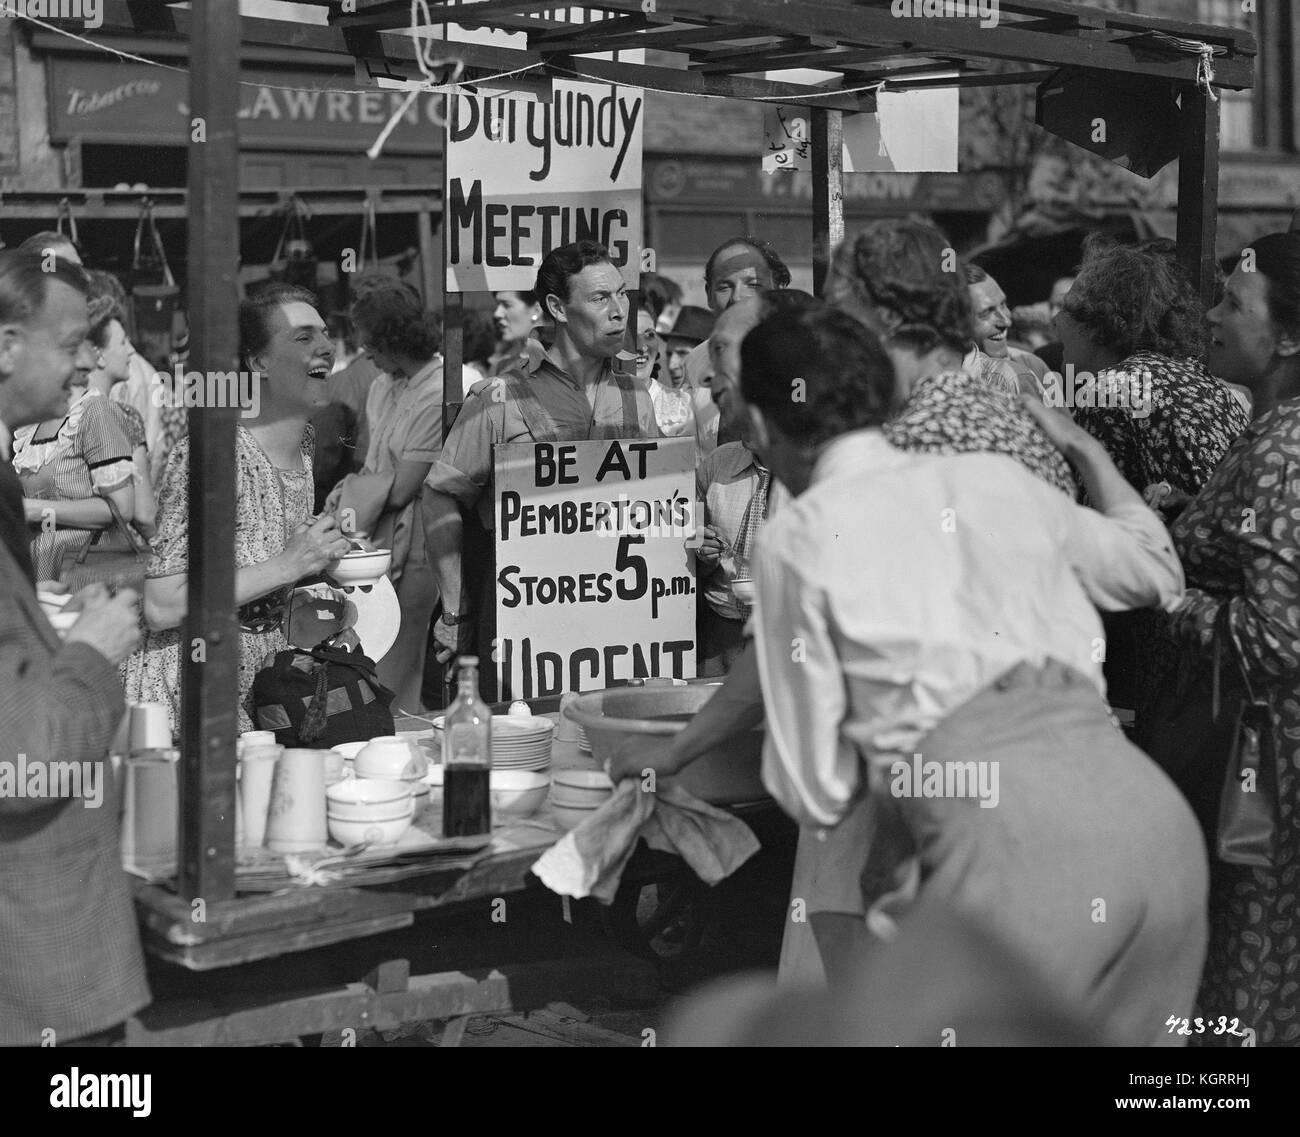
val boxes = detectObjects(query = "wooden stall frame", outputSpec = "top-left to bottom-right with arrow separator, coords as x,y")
71,2 -> 1253,1027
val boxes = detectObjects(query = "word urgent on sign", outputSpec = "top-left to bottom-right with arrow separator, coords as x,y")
494,437 -> 697,701
445,80 -> 644,293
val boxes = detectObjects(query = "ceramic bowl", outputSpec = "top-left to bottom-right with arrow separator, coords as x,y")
550,801 -> 600,831
489,769 -> 549,819
355,736 -> 426,781
550,769 -> 614,808
327,548 -> 392,585
327,810 -> 412,848
331,741 -> 368,762
326,778 -> 412,820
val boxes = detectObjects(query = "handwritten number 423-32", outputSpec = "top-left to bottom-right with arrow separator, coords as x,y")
1165,1016 -> 1246,1036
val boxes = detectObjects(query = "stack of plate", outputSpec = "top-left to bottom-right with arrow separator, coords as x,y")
427,715 -> 553,771
491,715 -> 553,770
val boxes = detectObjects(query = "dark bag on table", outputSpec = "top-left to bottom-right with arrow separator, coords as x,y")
59,496 -> 150,593
251,641 -> 395,748
1141,607 -> 1280,867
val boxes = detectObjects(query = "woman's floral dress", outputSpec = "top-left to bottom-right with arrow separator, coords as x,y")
1159,397 -> 1300,1046
121,425 -> 314,734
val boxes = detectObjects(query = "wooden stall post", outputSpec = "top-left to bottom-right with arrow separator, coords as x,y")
811,107 -> 845,298
178,0 -> 242,903
1176,84 -> 1221,311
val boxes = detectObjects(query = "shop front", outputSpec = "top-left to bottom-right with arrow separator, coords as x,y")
644,155 -> 1008,300
3,32 -> 447,303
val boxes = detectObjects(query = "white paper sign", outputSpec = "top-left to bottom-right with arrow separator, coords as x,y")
445,80 -> 644,292
494,437 -> 698,701
762,86 -> 958,174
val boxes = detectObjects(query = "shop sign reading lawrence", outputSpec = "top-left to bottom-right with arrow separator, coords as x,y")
48,58 -> 443,152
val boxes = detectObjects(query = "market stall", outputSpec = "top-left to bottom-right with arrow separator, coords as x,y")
81,0 -> 1254,1044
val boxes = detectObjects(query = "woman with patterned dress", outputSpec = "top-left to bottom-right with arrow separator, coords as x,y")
1146,233 -> 1300,1046
1055,238 -> 1251,715
12,296 -> 139,579
122,284 -> 353,734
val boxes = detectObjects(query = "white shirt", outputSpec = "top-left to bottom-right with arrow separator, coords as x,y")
751,429 -> 1184,829
647,378 -> 695,438
0,414 -> 10,461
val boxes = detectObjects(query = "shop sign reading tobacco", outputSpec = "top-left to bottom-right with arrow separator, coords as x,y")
445,80 -> 644,292
494,438 -> 696,700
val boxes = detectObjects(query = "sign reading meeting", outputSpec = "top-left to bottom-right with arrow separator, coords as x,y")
445,81 -> 644,292
494,437 -> 697,701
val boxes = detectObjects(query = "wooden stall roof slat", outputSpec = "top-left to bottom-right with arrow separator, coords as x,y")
91,0 -> 1256,101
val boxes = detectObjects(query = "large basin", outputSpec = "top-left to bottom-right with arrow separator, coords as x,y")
564,682 -> 769,805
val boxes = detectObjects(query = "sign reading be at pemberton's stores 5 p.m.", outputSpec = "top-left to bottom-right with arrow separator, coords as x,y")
494,437 -> 696,702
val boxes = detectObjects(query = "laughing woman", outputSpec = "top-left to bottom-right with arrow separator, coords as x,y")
122,284 -> 352,733
1144,233 -> 1300,1046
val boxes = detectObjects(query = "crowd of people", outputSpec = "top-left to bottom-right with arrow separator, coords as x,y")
2,213 -> 1299,1046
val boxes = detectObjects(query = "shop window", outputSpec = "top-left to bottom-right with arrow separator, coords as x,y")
652,211 -> 747,261
81,144 -> 186,189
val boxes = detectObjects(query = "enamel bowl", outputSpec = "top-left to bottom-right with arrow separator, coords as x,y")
355,736 -> 427,781
327,548 -> 392,585
325,778 -> 412,821
327,810 -> 413,848
550,802 -> 600,831
490,769 -> 549,819
550,769 -> 614,808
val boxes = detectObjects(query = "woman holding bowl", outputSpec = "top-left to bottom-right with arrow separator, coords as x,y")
122,283 -> 352,733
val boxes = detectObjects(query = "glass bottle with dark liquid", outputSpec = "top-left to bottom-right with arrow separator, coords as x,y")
442,656 -> 492,837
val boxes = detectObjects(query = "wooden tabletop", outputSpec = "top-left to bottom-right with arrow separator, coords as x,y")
133,712 -> 617,971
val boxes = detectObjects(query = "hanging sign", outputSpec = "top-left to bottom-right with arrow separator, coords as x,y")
445,79 -> 644,292
762,85 -> 958,174
494,437 -> 697,701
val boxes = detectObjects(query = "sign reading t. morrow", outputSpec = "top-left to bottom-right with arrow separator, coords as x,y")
494,437 -> 696,701
445,80 -> 644,293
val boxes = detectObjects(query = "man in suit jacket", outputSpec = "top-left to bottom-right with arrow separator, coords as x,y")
0,250 -> 150,1044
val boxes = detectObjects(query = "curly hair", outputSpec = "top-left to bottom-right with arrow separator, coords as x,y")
832,220 -> 974,356
349,278 -> 441,361
1067,235 -> 1208,360
704,236 -> 792,291
84,269 -> 129,349
741,300 -> 895,447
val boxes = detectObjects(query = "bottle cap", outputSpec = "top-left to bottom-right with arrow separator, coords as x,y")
458,655 -> 479,668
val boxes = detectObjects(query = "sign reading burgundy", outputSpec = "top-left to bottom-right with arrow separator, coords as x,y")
47,58 -> 444,152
